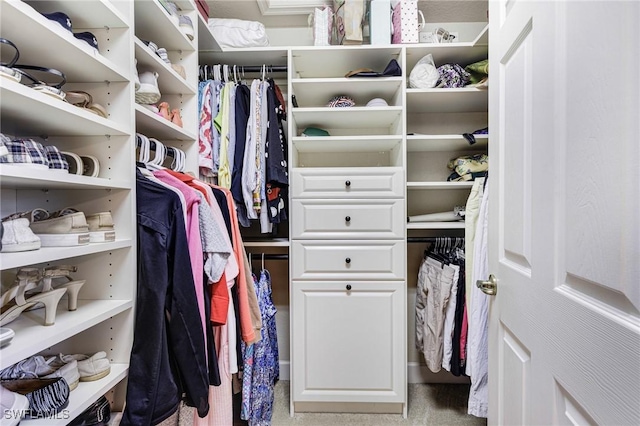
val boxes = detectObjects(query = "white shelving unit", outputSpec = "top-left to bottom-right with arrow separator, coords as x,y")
133,0 -> 199,174
0,0 -> 136,422
288,46 -> 407,416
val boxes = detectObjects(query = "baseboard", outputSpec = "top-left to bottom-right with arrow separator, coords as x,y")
407,362 -> 470,384
279,360 -> 290,381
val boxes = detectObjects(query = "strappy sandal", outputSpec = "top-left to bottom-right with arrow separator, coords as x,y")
0,38 -> 22,83
38,265 -> 86,311
65,91 -> 108,118
171,109 -> 183,127
13,64 -> 67,101
158,102 -> 171,121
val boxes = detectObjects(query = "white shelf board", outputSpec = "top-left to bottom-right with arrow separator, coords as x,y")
292,136 -> 402,153
22,363 -> 130,426
243,239 -> 291,248
135,38 -> 197,96
407,182 -> 474,190
407,134 -> 488,152
199,47 -> 289,69
135,105 -> 197,141
291,46 -> 402,79
0,299 -> 133,368
1,0 -> 129,83
196,12 -> 221,53
407,88 -> 488,113
134,0 -> 195,52
0,80 -> 129,137
0,239 -> 133,271
407,222 -> 466,230
24,0 -> 129,28
292,107 -> 403,129
405,42 -> 488,70
0,167 -> 130,190
291,78 -> 403,107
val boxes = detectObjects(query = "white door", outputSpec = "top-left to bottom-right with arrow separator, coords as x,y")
488,0 -> 640,424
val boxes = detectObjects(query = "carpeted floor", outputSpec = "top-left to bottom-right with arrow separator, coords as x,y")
268,381 -> 487,426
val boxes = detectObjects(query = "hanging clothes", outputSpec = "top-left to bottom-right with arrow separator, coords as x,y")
124,169 -> 209,425
241,268 -> 279,426
467,179 -> 490,418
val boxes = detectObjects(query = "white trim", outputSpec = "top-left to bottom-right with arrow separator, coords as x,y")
257,0 -> 331,16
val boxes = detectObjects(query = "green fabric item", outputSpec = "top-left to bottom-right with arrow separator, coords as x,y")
302,127 -> 330,137
465,59 -> 489,84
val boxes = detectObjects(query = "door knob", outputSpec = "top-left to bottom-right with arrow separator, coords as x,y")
345,257 -> 351,264
345,216 -> 351,222
346,284 -> 352,290
345,180 -> 351,187
476,274 -> 497,296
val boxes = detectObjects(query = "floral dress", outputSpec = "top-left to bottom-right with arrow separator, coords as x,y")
241,269 -> 279,425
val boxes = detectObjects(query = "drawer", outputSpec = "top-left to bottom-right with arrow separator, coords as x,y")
291,167 -> 404,199
292,199 -> 405,239
292,240 -> 405,280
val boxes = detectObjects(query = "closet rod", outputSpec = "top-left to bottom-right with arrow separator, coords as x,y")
249,253 -> 289,260
203,64 -> 288,73
407,237 -> 465,243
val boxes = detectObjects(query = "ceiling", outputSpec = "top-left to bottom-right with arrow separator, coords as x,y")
206,0 -> 488,28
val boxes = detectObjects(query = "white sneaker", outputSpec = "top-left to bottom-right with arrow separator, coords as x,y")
43,358 -> 80,391
0,385 -> 29,426
0,218 -> 41,252
56,351 -> 111,382
135,71 -> 161,105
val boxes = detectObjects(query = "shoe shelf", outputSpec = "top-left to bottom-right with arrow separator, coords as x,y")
406,134 -> 488,152
406,181 -> 474,190
406,88 -> 488,113
22,0 -> 129,29
134,104 -> 197,142
0,299 -> 133,368
291,78 -> 403,108
23,363 -> 129,426
0,80 -> 130,137
0,240 -> 133,271
134,38 -> 197,96
1,0 -> 129,83
0,167 -> 131,191
406,222 -> 466,230
292,107 -> 403,131
134,0 -> 194,52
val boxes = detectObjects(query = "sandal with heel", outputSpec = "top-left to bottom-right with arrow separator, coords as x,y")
37,265 -> 86,312
0,268 -> 67,326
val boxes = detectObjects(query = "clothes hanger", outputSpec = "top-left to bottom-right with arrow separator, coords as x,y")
261,253 -> 265,271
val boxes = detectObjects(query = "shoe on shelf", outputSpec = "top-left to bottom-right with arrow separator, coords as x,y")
171,63 -> 186,80
155,47 -> 170,64
171,109 -> 183,128
0,268 -> 67,326
68,395 -> 110,426
0,135 -> 49,170
179,15 -> 194,40
134,59 -> 141,91
158,102 -> 171,121
0,218 -> 41,253
38,265 -> 86,311
0,377 -> 70,419
9,207 -> 90,247
44,145 -> 69,173
49,351 -> 111,382
0,354 -> 80,391
0,384 -> 29,426
85,212 -> 116,243
135,71 -> 161,105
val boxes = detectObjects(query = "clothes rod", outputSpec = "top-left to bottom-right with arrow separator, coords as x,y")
248,253 -> 289,260
202,65 -> 288,73
407,237 -> 465,243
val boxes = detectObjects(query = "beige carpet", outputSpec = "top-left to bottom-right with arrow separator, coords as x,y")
269,381 -> 487,426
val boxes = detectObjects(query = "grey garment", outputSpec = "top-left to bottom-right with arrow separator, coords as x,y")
415,256 -> 456,373
196,192 -> 232,283
211,80 -> 223,174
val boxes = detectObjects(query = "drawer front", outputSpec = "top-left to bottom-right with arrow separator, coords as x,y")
292,199 -> 405,239
292,240 -> 405,280
291,167 -> 404,199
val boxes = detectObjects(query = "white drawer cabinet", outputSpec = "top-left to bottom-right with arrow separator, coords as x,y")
291,167 -> 404,199
291,281 -> 405,406
291,240 -> 405,280
291,199 -> 405,240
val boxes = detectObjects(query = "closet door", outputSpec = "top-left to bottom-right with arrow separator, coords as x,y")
291,281 -> 405,407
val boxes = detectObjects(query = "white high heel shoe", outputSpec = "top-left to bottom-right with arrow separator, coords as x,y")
39,265 -> 85,311
0,268 -> 67,326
